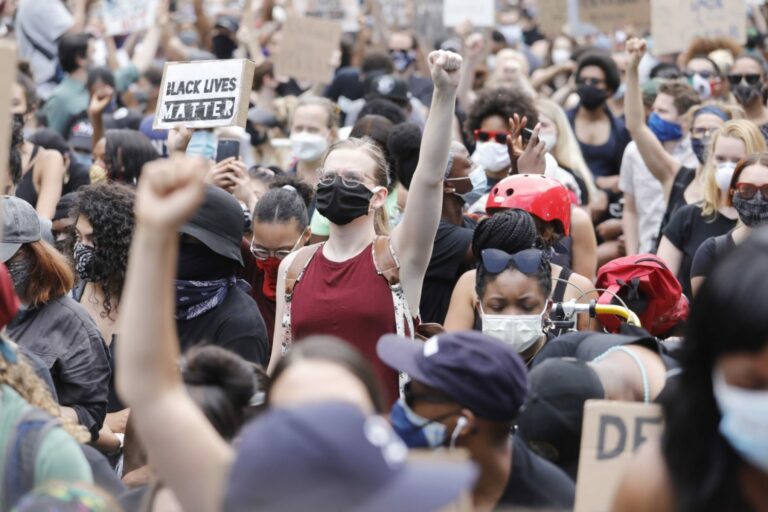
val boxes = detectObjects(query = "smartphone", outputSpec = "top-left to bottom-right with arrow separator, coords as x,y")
216,139 -> 241,163
522,127 -> 535,143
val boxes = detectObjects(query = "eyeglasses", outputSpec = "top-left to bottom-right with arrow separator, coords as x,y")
691,126 -> 717,138
576,77 -> 606,87
474,129 -> 509,144
481,248 -> 544,275
684,70 -> 715,79
727,73 -> 762,86
316,168 -> 371,188
734,182 -> 768,199
250,230 -> 306,260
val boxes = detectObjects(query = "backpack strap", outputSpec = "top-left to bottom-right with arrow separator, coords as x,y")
2,408 -> 61,511
280,244 -> 323,356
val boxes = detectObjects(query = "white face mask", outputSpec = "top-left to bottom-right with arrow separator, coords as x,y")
538,132 -> 557,152
480,303 -> 547,353
471,141 -> 511,173
715,162 -> 737,195
713,367 -> 768,472
290,132 -> 329,162
551,49 -> 571,66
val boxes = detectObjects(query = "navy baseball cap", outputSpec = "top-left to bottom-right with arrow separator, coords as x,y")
224,402 -> 477,512
377,331 -> 528,421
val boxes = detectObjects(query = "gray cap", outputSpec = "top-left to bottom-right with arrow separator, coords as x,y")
0,196 -> 41,262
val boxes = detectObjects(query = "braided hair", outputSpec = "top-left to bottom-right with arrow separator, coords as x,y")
473,209 -> 552,299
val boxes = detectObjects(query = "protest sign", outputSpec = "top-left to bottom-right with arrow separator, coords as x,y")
274,15 -> 343,84
574,400 -> 663,512
443,0 -> 495,27
379,0 -> 412,29
153,59 -> 256,130
651,0 -> 747,55
579,0 -> 650,33
0,41 -> 15,196
292,0 -> 360,32
537,0 -> 569,35
103,0 -> 159,36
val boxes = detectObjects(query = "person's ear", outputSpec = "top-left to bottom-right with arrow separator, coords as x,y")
455,409 -> 476,441
302,227 -> 312,246
370,186 -> 388,210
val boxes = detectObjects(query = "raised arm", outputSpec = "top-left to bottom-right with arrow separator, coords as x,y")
625,38 -> 679,195
392,50 -> 462,316
116,156 -> 233,512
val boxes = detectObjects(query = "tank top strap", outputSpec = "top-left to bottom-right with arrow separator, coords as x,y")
552,267 -> 573,303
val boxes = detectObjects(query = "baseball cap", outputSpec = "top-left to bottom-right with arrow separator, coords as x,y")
66,118 -> 94,153
179,185 -> 245,266
515,358 -> 605,479
0,197 -> 41,262
225,402 -> 477,512
367,74 -> 411,104
215,14 -> 239,34
377,331 -> 528,421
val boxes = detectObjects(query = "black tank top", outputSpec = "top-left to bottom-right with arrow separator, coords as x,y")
15,145 -> 40,207
658,166 -> 695,240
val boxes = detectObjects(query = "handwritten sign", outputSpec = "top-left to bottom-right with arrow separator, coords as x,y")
651,0 -> 747,55
0,41 -> 16,196
103,0 -> 159,36
574,400 -> 663,512
443,0 -> 495,27
292,0 -> 360,32
274,16 -> 342,84
579,0 -> 650,33
537,0 -> 569,35
153,59 -> 256,129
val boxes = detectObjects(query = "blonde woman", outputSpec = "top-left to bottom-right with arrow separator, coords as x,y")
536,97 -> 598,207
657,119 -> 766,297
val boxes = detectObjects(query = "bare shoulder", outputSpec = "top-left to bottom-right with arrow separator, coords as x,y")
611,440 -> 675,512
571,206 -> 594,231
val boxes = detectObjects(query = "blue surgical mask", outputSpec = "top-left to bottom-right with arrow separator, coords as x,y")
714,368 -> 768,472
390,398 -> 447,448
648,112 -> 683,142
186,130 -> 217,160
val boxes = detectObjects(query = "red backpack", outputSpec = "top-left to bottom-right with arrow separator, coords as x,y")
595,254 -> 689,336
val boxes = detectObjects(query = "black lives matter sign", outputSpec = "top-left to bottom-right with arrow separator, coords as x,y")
153,59 -> 256,130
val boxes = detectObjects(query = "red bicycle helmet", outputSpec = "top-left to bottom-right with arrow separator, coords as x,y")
485,174 -> 572,236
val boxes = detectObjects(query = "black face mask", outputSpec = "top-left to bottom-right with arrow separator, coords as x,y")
576,84 -> 608,111
733,84 -> 763,106
316,180 -> 374,226
212,34 -> 237,60
732,191 -> 768,227
177,241 -> 236,280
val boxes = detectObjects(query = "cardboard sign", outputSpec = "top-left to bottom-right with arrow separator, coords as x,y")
579,0 -> 650,33
103,0 -> 159,36
574,400 -> 663,512
273,15 -> 342,84
651,0 -> 747,55
0,41 -> 16,196
537,0 -> 570,35
443,0 -> 495,27
153,59 -> 256,129
292,0 -> 360,32
380,0 -> 413,29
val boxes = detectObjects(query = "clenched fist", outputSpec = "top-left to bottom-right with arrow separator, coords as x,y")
428,50 -> 463,91
135,155 -> 207,230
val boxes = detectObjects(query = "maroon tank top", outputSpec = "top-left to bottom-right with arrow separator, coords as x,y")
291,243 -> 399,403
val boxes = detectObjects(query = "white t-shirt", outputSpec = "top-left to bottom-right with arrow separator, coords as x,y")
619,139 -> 698,253
16,0 -> 74,99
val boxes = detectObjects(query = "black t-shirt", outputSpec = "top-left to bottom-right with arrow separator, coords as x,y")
662,203 -> 737,299
691,231 -> 737,279
498,434 -> 575,510
176,286 -> 269,367
532,330 -> 680,371
420,218 -> 476,324
657,166 -> 696,240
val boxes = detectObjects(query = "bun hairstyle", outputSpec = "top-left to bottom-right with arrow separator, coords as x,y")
387,122 -> 422,190
182,346 -> 258,440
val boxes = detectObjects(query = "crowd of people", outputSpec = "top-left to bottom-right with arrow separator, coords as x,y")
1,0 -> 768,510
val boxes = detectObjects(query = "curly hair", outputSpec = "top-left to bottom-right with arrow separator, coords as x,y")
0,343 -> 89,442
465,87 -> 539,141
71,182 -> 136,320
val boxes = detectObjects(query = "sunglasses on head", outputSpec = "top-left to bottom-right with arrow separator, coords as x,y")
727,73 -> 762,86
734,182 -> 768,199
481,248 -> 544,275
474,130 -> 509,144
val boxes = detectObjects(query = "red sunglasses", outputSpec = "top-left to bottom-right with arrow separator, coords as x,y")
734,182 -> 768,199
474,130 -> 510,144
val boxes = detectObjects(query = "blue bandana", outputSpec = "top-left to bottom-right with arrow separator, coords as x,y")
648,112 -> 683,142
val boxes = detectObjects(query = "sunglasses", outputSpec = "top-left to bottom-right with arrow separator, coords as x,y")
576,77 -> 605,87
734,182 -> 768,199
474,129 -> 509,144
685,70 -> 715,79
480,248 -> 544,275
727,73 -> 762,86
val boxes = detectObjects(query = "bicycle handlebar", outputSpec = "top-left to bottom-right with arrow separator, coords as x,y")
551,300 -> 642,327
